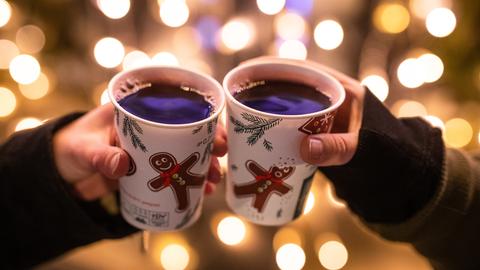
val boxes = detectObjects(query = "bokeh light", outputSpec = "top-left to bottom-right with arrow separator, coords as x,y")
397,58 -> 424,88
220,19 -> 254,52
417,53 -> 444,83
152,51 -> 179,66
100,89 -> 110,105
9,54 -> 41,84
426,8 -> 456,38
444,118 -> 473,148
94,37 -> 125,68
318,241 -> 349,270
409,0 -> 452,19
314,20 -> 344,50
160,244 -> 190,270
397,101 -> 428,117
275,12 -> 306,40
361,74 -> 389,102
285,0 -> 314,16
257,0 -> 285,15
423,115 -> 445,131
122,50 -> 151,70
303,191 -> 315,214
196,16 -> 221,50
160,0 -> 189,28
273,228 -> 302,251
0,39 -> 19,69
15,117 -> 43,132
276,243 -> 306,270
217,216 -> 246,246
0,87 -> 16,117
19,72 -> 50,100
15,25 -> 46,54
278,39 -> 307,60
97,0 -> 130,19
0,0 -> 11,28
373,3 -> 410,34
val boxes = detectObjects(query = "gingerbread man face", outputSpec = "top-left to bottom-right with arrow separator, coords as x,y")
150,153 -> 177,172
270,166 -> 294,179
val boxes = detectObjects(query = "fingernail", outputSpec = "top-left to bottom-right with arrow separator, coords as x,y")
309,139 -> 323,160
110,153 -> 121,173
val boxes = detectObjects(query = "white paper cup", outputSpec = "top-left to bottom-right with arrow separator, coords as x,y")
108,66 -> 225,231
223,60 -> 345,225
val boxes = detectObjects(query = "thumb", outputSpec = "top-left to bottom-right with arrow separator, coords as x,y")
300,133 -> 358,166
86,144 -> 130,179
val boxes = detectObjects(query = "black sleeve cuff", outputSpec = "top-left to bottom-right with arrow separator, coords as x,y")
321,89 -> 445,223
0,113 -> 136,269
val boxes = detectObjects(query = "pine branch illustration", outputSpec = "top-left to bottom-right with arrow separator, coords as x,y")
201,141 -> 213,164
263,139 -> 273,151
192,125 -> 203,134
263,119 -> 282,130
207,120 -> 213,134
122,115 -> 147,152
247,128 -> 264,145
240,112 -> 264,125
122,117 -> 128,136
131,119 -> 143,134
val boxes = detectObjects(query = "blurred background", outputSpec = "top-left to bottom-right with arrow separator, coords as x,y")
1,0 -> 479,269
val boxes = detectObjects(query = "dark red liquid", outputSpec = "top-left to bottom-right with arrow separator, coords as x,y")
233,80 -> 331,115
118,83 -> 213,124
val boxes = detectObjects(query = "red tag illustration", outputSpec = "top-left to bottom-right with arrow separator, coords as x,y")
148,152 -> 204,212
298,112 -> 336,135
234,160 -> 294,213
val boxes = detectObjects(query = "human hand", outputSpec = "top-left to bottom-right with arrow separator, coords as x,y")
53,103 -> 227,201
240,57 -> 365,166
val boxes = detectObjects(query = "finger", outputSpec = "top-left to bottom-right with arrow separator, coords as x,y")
207,157 -> 222,184
84,143 -> 130,179
300,133 -> 358,166
73,174 -> 117,201
204,182 -> 216,195
211,123 -> 227,157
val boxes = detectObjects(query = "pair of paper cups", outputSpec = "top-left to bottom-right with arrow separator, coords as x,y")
108,58 -> 345,231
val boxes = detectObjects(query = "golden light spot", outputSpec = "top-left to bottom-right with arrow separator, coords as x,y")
15,117 -> 42,131
276,243 -> 305,270
160,244 -> 190,270
15,25 -> 46,54
217,216 -> 246,245
94,37 -> 125,68
426,7 -> 456,37
9,54 -> 41,84
318,241 -> 349,270
314,20 -> 344,50
0,87 -> 16,117
444,118 -> 473,148
19,72 -> 49,100
373,3 -> 410,34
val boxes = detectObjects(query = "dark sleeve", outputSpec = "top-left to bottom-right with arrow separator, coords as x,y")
0,113 -> 137,270
321,90 -> 480,269
321,89 -> 444,223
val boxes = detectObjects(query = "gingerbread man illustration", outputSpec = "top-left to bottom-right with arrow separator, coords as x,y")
148,152 -> 205,212
234,160 -> 294,213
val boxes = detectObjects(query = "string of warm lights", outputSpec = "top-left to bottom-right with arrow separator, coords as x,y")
1,0 -> 480,269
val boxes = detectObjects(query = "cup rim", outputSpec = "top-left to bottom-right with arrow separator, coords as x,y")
222,61 -> 346,119
108,65 -> 225,128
